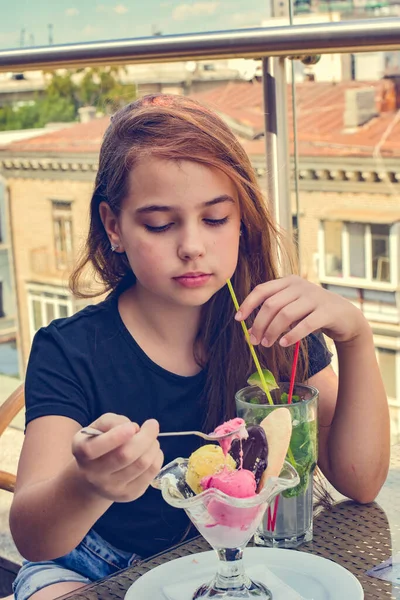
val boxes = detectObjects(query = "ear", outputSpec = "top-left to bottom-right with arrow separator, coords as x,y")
99,202 -> 124,253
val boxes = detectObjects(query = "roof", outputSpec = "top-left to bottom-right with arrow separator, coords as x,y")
0,128 -> 48,146
193,79 -> 400,158
0,123 -> 77,149
3,79 -> 400,158
3,116 -> 109,154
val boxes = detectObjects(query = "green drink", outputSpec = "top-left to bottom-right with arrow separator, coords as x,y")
235,382 -> 318,548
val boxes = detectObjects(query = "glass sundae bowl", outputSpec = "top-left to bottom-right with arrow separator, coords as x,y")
152,457 -> 299,599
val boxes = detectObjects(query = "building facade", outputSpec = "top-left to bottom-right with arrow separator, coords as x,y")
0,175 -> 19,376
0,160 -> 98,366
1,79 -> 400,442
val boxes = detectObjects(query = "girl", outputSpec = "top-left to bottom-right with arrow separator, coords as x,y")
10,94 -> 390,600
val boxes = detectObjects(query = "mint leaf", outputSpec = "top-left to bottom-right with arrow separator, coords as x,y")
280,392 -> 300,404
283,418 -> 317,498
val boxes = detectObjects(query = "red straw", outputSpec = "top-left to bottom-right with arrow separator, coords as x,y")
287,341 -> 300,404
267,495 -> 280,531
267,341 -> 300,533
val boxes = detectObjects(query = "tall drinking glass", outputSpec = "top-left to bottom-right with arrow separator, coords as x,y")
235,382 -> 318,548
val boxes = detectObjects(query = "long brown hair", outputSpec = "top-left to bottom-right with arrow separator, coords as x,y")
70,94 -> 307,430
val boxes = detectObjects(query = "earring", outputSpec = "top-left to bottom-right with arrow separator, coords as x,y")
110,243 -> 119,252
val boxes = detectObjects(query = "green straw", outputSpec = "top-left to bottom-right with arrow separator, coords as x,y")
226,279 -> 274,406
226,279 -> 296,467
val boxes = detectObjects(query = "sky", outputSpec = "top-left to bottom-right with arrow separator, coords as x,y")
0,0 -> 271,50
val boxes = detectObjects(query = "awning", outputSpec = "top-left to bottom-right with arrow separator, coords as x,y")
320,208 -> 400,224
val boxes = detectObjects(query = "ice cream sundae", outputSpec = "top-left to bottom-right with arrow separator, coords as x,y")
153,413 -> 298,599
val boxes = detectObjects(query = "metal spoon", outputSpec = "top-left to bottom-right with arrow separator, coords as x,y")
80,425 -> 244,443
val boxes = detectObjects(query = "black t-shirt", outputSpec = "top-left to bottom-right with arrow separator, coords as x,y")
25,286 -> 332,558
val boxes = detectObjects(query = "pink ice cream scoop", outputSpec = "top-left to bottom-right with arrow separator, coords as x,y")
201,468 -> 257,499
201,470 -> 259,529
212,417 -> 248,456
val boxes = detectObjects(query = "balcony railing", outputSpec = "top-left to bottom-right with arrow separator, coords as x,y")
0,17 -> 400,236
0,18 -> 399,70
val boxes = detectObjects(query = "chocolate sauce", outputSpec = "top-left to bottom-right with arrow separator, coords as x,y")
229,425 -> 268,486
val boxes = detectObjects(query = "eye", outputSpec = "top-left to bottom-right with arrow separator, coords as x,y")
204,217 -> 229,227
144,223 -> 173,233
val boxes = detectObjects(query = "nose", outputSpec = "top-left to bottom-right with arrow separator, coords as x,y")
177,224 -> 206,261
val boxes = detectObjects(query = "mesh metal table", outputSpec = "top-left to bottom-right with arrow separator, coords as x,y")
59,446 -> 400,600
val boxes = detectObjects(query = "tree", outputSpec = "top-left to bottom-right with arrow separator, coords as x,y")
75,67 -> 137,113
0,67 -> 137,131
0,103 -> 40,131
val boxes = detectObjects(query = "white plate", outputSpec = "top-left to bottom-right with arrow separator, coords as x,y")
125,547 -> 364,600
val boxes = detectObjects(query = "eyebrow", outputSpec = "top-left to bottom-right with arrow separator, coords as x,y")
135,194 -> 235,215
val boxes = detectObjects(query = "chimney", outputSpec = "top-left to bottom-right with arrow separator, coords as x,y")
78,106 -> 97,124
383,74 -> 400,110
344,88 -> 376,128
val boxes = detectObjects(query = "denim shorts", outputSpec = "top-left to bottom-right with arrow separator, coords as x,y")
13,528 -> 141,600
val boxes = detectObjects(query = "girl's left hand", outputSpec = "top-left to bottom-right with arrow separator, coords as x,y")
235,275 -> 370,347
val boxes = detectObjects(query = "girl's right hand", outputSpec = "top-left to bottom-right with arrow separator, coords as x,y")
71,414 -> 164,503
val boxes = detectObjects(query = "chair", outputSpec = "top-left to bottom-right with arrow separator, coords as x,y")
0,384 -> 25,493
0,384 -> 24,597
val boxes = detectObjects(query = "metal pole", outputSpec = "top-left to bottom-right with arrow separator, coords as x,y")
0,18 -> 400,72
263,56 -> 292,235
288,0 -> 302,267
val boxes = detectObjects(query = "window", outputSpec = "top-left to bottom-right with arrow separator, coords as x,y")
371,224 -> 390,283
324,221 -> 343,277
322,221 -> 391,283
52,201 -> 73,269
28,287 -> 73,338
348,223 -> 366,278
376,347 -> 396,399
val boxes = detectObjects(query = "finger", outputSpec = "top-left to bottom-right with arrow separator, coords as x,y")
139,419 -> 160,438
90,413 -> 132,433
260,298 -> 314,347
235,276 -> 301,321
124,449 -> 165,501
87,419 -> 160,473
91,445 -> 164,503
73,420 -> 139,462
248,287 -> 302,345
113,439 -> 163,481
279,311 -> 323,347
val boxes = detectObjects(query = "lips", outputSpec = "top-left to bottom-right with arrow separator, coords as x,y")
175,272 -> 210,278
173,272 -> 212,288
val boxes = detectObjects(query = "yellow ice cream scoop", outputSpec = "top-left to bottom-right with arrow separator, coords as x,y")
185,444 -> 236,494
